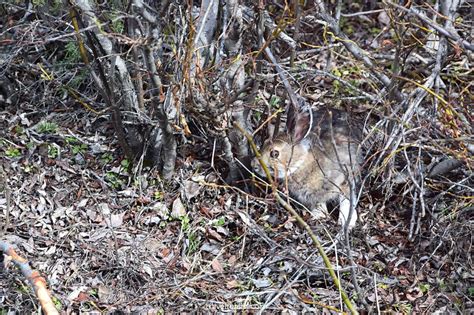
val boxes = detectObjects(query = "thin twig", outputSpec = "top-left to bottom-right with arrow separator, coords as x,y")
385,1 -> 474,52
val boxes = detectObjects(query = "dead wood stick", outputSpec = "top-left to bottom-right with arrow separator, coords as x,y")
386,1 -> 474,52
0,241 -> 59,315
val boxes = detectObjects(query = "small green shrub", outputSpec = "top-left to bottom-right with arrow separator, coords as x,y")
37,122 -> 58,134
105,172 -> 123,189
71,143 -> 88,155
100,153 -> 114,165
48,145 -> 59,158
64,41 -> 81,64
5,147 -> 21,158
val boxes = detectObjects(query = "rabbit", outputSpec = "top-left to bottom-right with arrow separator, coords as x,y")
252,107 -> 362,228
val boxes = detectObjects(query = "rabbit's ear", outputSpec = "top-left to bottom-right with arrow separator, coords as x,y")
289,109 -> 312,142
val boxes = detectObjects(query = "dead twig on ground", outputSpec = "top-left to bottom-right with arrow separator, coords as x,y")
0,241 -> 59,315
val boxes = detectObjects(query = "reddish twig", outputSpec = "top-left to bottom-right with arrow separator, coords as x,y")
0,241 -> 59,315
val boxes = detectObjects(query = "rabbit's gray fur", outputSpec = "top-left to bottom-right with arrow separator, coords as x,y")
253,108 -> 362,228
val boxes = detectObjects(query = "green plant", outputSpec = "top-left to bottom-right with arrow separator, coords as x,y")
153,191 -> 164,200
64,41 -> 81,63
100,152 -> 114,165
419,283 -> 430,294
332,68 -> 342,93
187,232 -> 200,255
52,296 -> 62,311
370,27 -> 382,35
50,0 -> 62,14
14,125 -> 24,134
340,19 -> 354,35
110,14 -> 124,33
309,291 -> 320,301
253,110 -> 262,121
65,137 -> 78,144
469,287 -> 474,297
120,159 -> 130,169
159,221 -> 167,229
26,141 -> 35,150
393,303 -> 412,314
438,278 -> 448,291
23,164 -> 36,173
31,0 -> 46,6
212,217 -> 226,227
37,122 -> 58,134
89,289 -> 98,298
67,70 -> 88,89
180,215 -> 191,232
18,283 -> 29,293
378,283 -> 389,290
5,147 -> 21,158
179,215 -> 200,254
269,95 -> 281,108
230,235 -> 242,242
66,137 -> 88,155
372,261 -> 385,272
71,143 -> 88,155
187,231 -> 200,254
105,172 -> 123,189
48,145 -> 59,158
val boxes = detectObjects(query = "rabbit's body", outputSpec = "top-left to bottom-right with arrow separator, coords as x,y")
253,108 -> 362,228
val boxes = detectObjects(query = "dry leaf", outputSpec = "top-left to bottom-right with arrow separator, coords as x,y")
228,255 -> 237,266
77,198 -> 88,208
226,280 -> 239,289
142,265 -> 153,277
159,247 -> 171,258
211,258 -> 224,273
183,180 -> 201,200
406,287 -> 423,301
108,212 -> 125,228
207,227 -> 224,242
99,203 -> 111,216
252,278 -> 272,288
98,285 -> 114,303
76,292 -> 89,303
152,202 -> 169,219
67,286 -> 88,301
171,198 -> 186,218
378,11 -> 390,27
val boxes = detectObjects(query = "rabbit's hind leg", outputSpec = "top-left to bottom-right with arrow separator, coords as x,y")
311,203 -> 329,220
337,195 -> 357,228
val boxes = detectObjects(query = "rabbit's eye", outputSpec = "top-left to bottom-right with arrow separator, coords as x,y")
270,150 -> 279,158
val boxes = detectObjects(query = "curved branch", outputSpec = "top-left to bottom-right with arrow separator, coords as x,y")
0,241 -> 59,315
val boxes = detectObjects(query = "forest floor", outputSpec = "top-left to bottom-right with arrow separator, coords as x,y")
0,105 -> 472,314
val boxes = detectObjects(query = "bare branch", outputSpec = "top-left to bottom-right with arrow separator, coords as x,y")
0,242 -> 59,315
386,1 -> 474,52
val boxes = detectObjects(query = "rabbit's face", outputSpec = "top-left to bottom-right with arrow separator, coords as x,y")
252,136 -> 310,179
